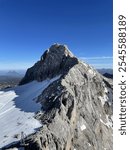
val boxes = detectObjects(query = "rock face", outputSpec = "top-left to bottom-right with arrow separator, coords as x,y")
19,44 -> 78,85
19,44 -> 113,150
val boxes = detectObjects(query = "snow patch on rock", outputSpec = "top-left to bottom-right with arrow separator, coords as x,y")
98,94 -> 108,106
80,124 -> 86,131
0,76 -> 60,148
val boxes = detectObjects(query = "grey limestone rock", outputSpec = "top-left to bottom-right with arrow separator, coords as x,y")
19,44 -> 78,85
18,44 -> 113,150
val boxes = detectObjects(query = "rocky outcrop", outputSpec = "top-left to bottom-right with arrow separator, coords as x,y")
17,44 -> 112,150
19,44 -> 78,85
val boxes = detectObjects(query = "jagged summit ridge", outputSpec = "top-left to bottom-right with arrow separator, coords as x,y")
20,44 -> 78,85
41,44 -> 74,60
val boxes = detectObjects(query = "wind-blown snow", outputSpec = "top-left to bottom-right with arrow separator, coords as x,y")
0,76 -> 60,148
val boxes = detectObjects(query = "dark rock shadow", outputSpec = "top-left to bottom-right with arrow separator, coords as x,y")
1,76 -> 60,113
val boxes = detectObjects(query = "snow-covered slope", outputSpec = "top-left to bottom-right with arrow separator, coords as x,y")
0,76 -> 60,148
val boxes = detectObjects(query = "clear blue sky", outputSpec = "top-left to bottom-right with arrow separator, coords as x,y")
0,0 -> 112,70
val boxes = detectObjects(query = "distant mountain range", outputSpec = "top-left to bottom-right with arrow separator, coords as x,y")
0,71 -> 24,90
0,70 -> 25,76
97,68 -> 113,75
6,71 -> 22,77
97,69 -> 113,79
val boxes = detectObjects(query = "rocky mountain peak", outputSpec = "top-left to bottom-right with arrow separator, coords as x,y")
20,44 -> 78,85
41,44 -> 74,62
41,43 -> 74,60
14,44 -> 113,150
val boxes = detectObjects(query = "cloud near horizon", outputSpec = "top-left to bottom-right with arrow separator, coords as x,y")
79,56 -> 113,69
79,56 -> 113,60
